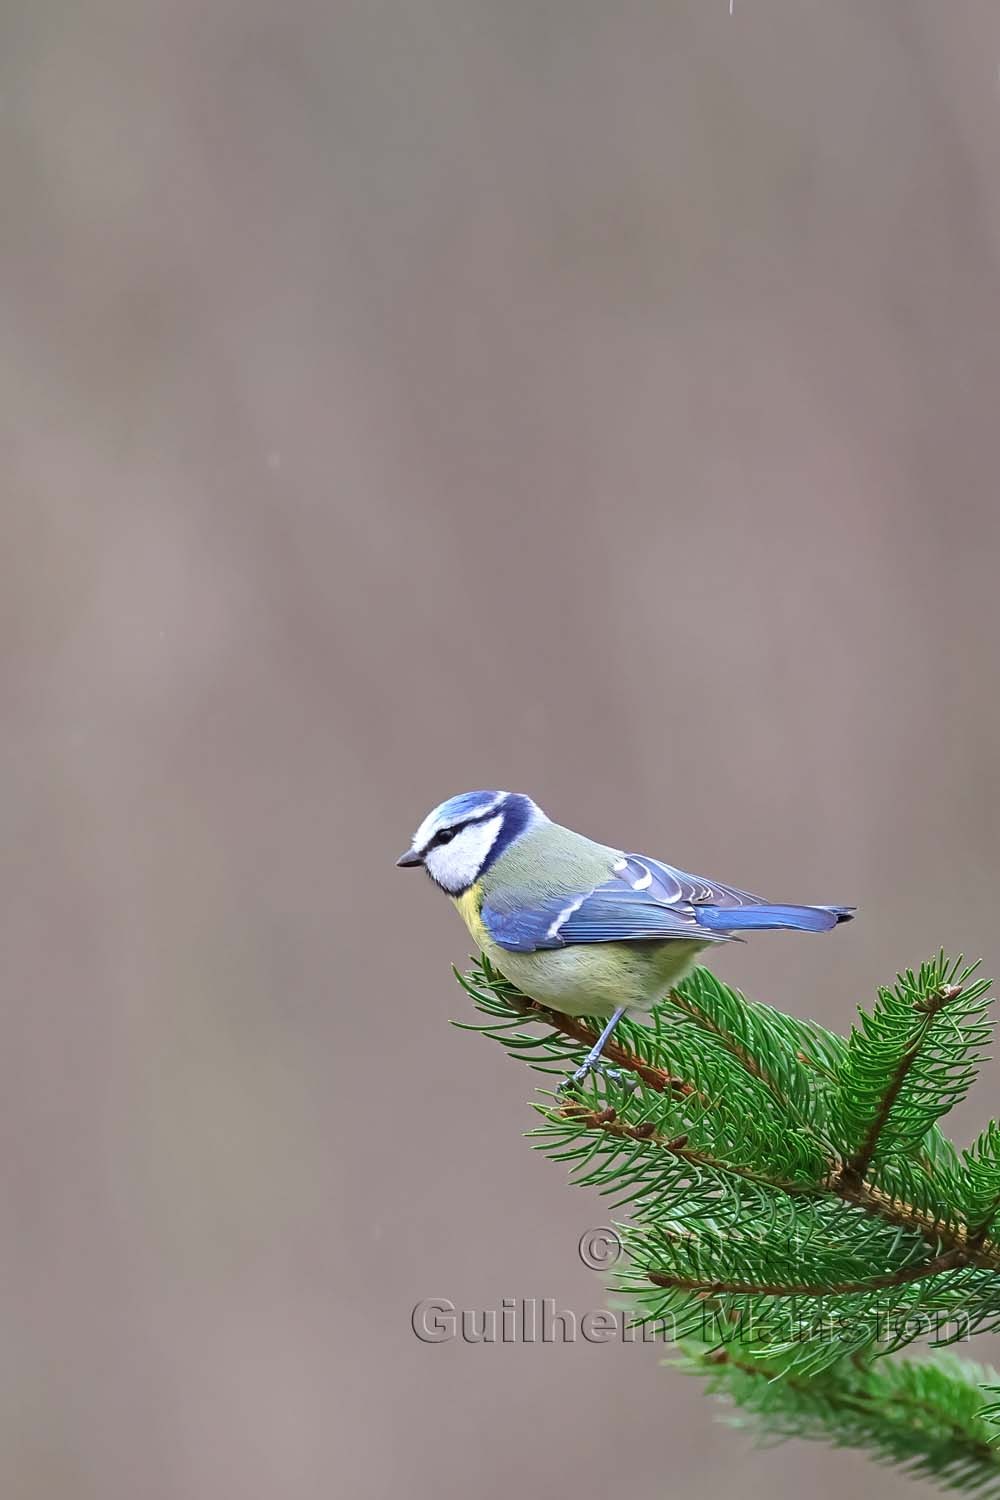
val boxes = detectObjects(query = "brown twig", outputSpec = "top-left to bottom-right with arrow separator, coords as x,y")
648,1249 -> 963,1298
559,1102 -> 802,1194
835,1177 -> 1000,1273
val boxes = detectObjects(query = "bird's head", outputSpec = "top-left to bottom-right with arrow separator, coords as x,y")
396,790 -> 547,894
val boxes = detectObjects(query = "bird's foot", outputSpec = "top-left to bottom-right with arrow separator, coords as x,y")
558,1059 -> 637,1094
556,1005 -> 635,1095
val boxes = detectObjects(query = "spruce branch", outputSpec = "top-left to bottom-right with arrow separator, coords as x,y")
963,1125 -> 1000,1243
834,955 -> 992,1183
646,1249 -> 962,1299
452,951 -> 1000,1492
687,1348 -> 1000,1496
557,1099 -> 805,1195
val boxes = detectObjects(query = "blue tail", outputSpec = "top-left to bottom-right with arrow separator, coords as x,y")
696,904 -> 855,934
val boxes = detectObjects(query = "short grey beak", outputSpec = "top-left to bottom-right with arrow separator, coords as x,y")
396,849 -> 422,868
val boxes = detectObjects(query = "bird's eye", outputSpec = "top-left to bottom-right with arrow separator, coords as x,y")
437,828 -> 457,845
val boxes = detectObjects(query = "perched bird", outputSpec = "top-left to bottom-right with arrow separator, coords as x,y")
397,791 -> 853,1086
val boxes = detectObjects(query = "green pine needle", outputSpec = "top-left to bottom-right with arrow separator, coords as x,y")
452,952 -> 1000,1494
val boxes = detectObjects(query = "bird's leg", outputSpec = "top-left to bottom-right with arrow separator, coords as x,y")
559,1006 -> 633,1091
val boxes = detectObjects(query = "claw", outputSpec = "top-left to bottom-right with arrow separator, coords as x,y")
558,1059 -> 638,1094
603,1066 -> 638,1093
557,1078 -> 579,1095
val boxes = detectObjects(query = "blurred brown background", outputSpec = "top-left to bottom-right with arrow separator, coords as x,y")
4,2 -> 1000,1497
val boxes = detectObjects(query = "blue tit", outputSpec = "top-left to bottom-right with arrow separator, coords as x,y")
397,790 -> 853,1087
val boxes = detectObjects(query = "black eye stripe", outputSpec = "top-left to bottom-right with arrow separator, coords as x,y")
428,807 -> 500,851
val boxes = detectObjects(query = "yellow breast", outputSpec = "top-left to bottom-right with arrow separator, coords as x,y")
453,883 -> 490,949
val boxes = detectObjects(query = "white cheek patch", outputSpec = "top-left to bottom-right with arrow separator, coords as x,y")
425,814 -> 504,893
412,793 -> 506,855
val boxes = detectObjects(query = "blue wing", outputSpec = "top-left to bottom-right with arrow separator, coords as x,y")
481,855 -> 747,953
481,854 -> 852,953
